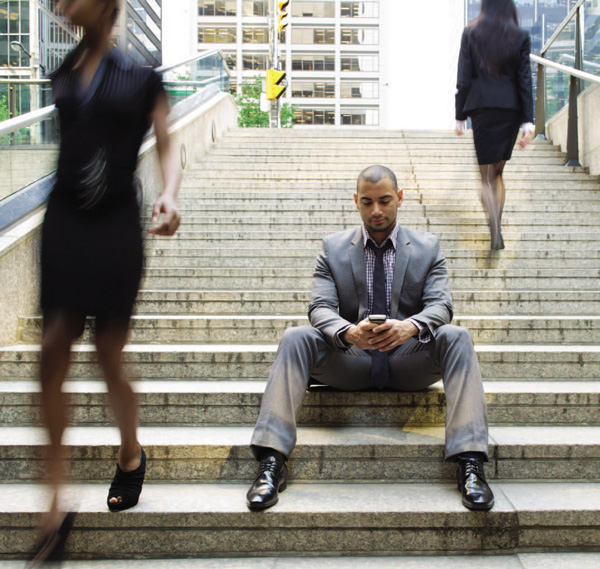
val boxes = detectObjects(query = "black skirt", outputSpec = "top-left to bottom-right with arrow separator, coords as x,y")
470,108 -> 521,165
41,192 -> 144,320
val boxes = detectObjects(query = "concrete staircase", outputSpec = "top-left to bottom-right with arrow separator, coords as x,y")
2,128 -> 600,567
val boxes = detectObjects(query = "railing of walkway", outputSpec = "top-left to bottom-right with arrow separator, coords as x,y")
532,0 -> 600,166
0,48 -> 231,217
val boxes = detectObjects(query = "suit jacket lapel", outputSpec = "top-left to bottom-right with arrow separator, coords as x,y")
390,226 -> 411,318
350,227 -> 368,319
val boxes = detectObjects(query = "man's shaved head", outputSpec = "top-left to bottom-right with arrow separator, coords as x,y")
357,165 -> 398,193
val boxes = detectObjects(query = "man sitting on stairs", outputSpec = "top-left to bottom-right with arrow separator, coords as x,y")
247,165 -> 493,512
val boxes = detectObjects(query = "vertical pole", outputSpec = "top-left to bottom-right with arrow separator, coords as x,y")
9,84 -> 16,145
270,0 -> 280,128
534,63 -> 546,139
566,7 -> 582,166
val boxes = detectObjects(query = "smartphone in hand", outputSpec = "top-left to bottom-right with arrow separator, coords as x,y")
368,314 -> 387,324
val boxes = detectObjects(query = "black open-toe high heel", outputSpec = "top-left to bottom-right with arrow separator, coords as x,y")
27,512 -> 76,568
107,447 -> 146,512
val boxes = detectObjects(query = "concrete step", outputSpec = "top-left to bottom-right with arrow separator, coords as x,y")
140,267 -> 600,290
147,230 -> 600,248
3,424 -> 600,482
179,179 -> 600,191
17,315 -> 600,345
141,215 -> 600,229
131,290 -> 600,316
3,344 -> 600,379
182,168 -> 595,182
3,553 -> 600,569
143,249 -> 600,270
2,481 -> 600,557
2,380 -> 599,427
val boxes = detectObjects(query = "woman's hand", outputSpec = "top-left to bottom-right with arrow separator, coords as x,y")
148,194 -> 180,236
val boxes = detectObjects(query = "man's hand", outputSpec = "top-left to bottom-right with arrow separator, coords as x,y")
342,320 -> 380,350
368,319 -> 418,352
148,194 -> 181,236
343,318 -> 418,351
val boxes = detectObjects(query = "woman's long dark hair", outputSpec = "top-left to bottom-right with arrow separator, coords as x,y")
470,0 -> 520,76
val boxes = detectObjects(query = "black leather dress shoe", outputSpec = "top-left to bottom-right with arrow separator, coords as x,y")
246,455 -> 288,511
457,456 -> 494,511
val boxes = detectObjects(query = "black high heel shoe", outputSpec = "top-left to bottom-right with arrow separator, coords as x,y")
107,447 -> 146,512
27,512 -> 76,568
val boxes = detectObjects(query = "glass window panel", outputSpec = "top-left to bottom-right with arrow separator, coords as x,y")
242,53 -> 267,70
293,107 -> 335,125
224,52 -> 237,70
242,0 -> 268,16
292,1 -> 335,18
291,54 -> 335,71
199,0 -> 236,16
340,54 -> 378,72
243,27 -> 269,43
341,27 -> 378,45
292,27 -> 335,44
341,108 -> 379,125
341,2 -> 379,18
341,81 -> 379,98
198,26 -> 237,43
291,81 -> 335,97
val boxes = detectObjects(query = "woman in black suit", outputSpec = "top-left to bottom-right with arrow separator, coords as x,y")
455,0 -> 534,250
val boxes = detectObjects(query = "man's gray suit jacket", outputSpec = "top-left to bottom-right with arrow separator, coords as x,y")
308,225 -> 454,342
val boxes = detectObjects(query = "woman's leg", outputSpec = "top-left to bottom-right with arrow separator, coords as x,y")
39,310 -> 86,532
478,160 -> 507,250
94,317 -> 142,508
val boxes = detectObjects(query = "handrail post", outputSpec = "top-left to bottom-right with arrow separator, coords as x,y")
534,62 -> 547,139
9,84 -> 16,146
566,6 -> 583,167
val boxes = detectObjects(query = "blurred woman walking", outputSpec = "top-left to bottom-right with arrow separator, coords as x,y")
455,0 -> 534,250
29,0 -> 181,565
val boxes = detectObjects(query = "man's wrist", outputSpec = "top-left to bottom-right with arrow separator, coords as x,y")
342,325 -> 356,346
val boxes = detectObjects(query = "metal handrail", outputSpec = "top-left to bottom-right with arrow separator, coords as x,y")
530,53 -> 600,86
0,49 -> 230,138
532,1 -> 598,167
540,0 -> 585,55
0,105 -> 57,138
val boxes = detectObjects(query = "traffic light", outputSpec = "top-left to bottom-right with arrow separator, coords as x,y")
278,0 -> 289,38
266,69 -> 286,100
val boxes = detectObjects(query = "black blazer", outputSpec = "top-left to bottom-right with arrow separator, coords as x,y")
455,26 -> 533,124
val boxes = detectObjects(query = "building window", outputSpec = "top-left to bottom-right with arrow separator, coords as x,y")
0,0 -> 30,68
292,27 -> 335,44
340,54 -> 379,72
340,81 -> 379,98
340,27 -> 379,45
242,53 -> 268,70
224,51 -> 237,70
243,27 -> 269,43
291,53 -> 335,71
198,0 -> 237,16
341,1 -> 379,18
291,1 -> 335,18
294,108 -> 335,125
292,81 -> 335,98
242,0 -> 268,16
198,26 -> 237,43
341,107 -> 379,125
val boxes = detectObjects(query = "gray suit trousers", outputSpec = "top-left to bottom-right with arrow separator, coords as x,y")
251,324 -> 489,461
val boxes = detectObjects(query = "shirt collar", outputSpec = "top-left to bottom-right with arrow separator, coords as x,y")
362,223 -> 399,250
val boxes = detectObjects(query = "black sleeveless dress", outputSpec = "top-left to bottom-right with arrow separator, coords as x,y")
41,45 -> 164,319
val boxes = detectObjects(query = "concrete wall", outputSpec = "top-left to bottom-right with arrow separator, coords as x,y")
0,147 -> 58,201
547,83 -> 600,175
0,92 -> 238,345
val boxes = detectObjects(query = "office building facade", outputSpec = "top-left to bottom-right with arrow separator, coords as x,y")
198,0 -> 381,126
